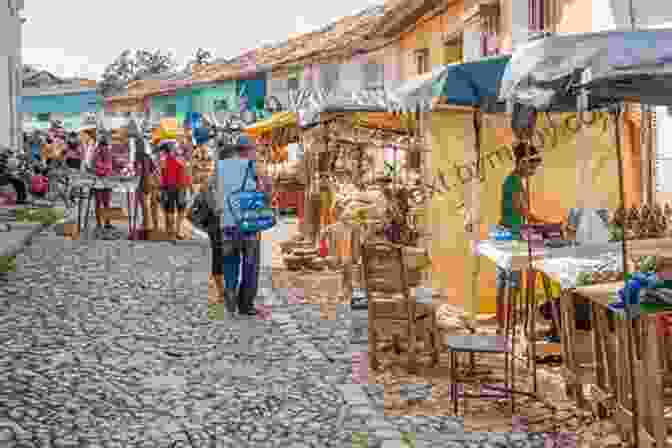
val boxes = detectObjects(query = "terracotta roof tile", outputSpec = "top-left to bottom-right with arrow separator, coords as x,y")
108,4 -> 388,104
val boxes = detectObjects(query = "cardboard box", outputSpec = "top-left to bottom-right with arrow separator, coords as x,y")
146,229 -> 172,241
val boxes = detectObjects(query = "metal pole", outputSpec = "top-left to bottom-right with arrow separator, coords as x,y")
613,104 -> 639,448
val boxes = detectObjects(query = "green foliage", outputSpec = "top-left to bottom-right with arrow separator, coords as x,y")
16,208 -> 64,226
351,432 -> 368,448
207,303 -> 225,320
0,256 -> 16,273
608,223 -> 624,242
400,432 -> 416,448
384,161 -> 400,178
577,271 -> 593,286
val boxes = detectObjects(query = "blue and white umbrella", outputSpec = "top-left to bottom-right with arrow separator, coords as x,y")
499,29 -> 672,109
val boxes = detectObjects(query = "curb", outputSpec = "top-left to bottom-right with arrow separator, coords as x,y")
0,222 -> 47,259
0,208 -> 70,259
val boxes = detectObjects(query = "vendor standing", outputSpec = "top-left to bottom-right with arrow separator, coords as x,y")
496,142 -> 544,333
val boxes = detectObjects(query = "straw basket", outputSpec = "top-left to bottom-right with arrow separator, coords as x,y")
283,254 -> 306,271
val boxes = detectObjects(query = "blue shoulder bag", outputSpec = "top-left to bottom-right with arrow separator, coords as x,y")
227,160 -> 276,233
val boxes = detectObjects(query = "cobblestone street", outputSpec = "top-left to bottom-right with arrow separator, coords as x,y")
0,219 -> 551,447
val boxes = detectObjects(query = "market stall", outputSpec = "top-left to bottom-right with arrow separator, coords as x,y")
277,92 -> 432,311
66,119 -> 140,239
244,111 -> 306,221
499,28 -> 672,447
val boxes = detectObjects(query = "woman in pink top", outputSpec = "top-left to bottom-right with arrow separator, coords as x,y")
64,132 -> 83,170
93,138 -> 114,230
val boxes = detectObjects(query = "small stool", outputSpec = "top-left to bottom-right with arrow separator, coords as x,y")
444,334 -> 513,415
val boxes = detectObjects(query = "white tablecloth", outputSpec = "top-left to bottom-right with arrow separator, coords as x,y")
474,240 -> 547,270
534,252 -> 623,290
475,239 -> 626,290
70,173 -> 140,193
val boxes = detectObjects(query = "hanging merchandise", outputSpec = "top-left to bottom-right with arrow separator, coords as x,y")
185,112 -> 203,130
157,118 -> 182,142
287,143 -> 301,162
193,126 -> 210,145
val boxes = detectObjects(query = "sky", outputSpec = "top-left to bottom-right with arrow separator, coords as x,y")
21,0 -> 385,81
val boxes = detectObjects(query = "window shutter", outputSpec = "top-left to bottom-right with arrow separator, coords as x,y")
529,0 -> 545,32
409,150 -> 422,170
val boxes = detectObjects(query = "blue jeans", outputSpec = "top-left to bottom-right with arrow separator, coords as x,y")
209,214 -> 261,311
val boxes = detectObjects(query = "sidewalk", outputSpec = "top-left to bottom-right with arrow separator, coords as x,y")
0,205 -> 68,259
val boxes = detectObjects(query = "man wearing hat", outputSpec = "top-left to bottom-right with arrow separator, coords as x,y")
203,134 -> 269,316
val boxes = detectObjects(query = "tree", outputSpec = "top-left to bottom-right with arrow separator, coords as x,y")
98,49 -> 178,95
192,48 -> 213,66
186,48 -> 213,73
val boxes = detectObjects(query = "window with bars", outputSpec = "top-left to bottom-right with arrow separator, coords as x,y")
529,0 -> 546,33
319,64 -> 340,92
415,49 -> 430,75
287,76 -> 299,93
408,150 -> 422,170
270,78 -> 289,109
480,32 -> 499,57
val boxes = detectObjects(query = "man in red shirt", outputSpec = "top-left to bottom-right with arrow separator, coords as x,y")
159,141 -> 186,239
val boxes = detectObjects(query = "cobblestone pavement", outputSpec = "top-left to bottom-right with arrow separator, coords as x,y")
0,219 -> 558,447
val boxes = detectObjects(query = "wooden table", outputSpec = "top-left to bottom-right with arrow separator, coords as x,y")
477,237 -> 672,408
474,240 -> 561,396
576,282 -> 672,448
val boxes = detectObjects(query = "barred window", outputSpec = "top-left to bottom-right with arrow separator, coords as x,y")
319,64 -> 340,92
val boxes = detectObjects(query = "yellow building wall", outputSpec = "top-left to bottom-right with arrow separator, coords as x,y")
398,2 -> 466,79
426,109 -> 629,316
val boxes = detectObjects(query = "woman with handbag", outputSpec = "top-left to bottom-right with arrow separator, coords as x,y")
202,138 -> 273,315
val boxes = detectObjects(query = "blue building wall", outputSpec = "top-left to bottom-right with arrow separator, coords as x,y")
19,90 -> 99,114
150,89 -> 193,123
237,75 -> 267,111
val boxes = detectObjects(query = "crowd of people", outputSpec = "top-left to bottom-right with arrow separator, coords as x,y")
15,119 -> 268,316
